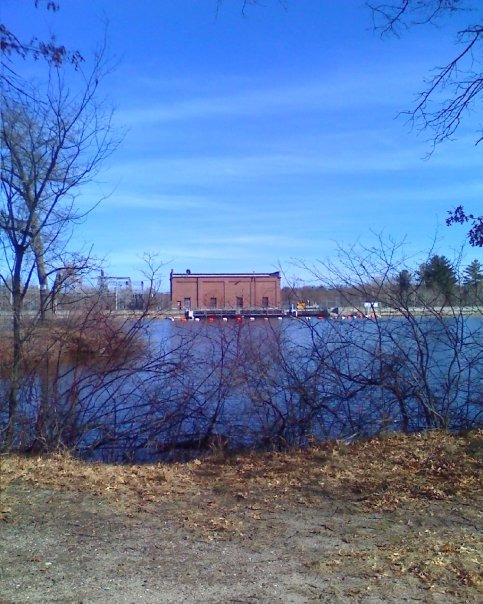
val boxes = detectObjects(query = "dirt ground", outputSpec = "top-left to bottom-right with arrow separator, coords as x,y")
1,432 -> 481,603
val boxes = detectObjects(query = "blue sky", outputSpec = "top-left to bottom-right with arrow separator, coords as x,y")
3,0 -> 482,287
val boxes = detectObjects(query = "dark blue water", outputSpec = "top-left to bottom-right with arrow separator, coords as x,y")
2,315 -> 482,461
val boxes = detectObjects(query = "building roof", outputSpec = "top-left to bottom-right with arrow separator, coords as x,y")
170,271 -> 280,278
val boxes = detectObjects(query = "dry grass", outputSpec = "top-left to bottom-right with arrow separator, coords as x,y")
311,530 -> 482,593
0,313 -> 146,373
1,430 -> 481,511
1,431 -> 481,596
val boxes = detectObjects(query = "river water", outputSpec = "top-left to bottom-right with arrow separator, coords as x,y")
2,314 -> 482,461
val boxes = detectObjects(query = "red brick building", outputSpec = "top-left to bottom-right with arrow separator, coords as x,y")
170,270 -> 281,310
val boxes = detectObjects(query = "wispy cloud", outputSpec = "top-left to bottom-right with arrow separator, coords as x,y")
99,193 -> 220,211
353,179 -> 483,205
106,150 -> 433,187
195,234 -> 305,247
116,69 -> 415,126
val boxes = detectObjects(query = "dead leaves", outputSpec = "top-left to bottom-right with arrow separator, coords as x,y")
316,430 -> 482,511
311,531 -> 482,593
1,432 -> 480,602
1,430 -> 481,527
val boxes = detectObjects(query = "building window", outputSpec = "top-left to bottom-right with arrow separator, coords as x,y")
183,297 -> 191,310
210,297 -> 217,308
262,296 -> 269,308
236,296 -> 243,308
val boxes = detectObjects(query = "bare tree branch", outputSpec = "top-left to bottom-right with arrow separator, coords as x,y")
369,1 -> 483,146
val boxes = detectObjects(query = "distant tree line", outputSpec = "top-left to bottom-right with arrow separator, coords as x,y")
283,256 -> 483,310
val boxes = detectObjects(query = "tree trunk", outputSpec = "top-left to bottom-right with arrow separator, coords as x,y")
5,252 -> 24,451
31,228 -> 50,322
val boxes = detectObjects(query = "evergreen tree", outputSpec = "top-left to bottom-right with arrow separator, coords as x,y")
397,269 -> 411,291
463,259 -> 483,287
419,255 -> 457,303
396,269 -> 412,305
463,259 -> 483,304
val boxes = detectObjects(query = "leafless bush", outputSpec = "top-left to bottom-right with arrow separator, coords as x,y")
2,240 -> 481,460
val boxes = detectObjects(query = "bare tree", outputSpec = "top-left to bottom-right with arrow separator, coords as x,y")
301,237 -> 482,434
0,55 -> 116,450
369,1 -> 483,144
